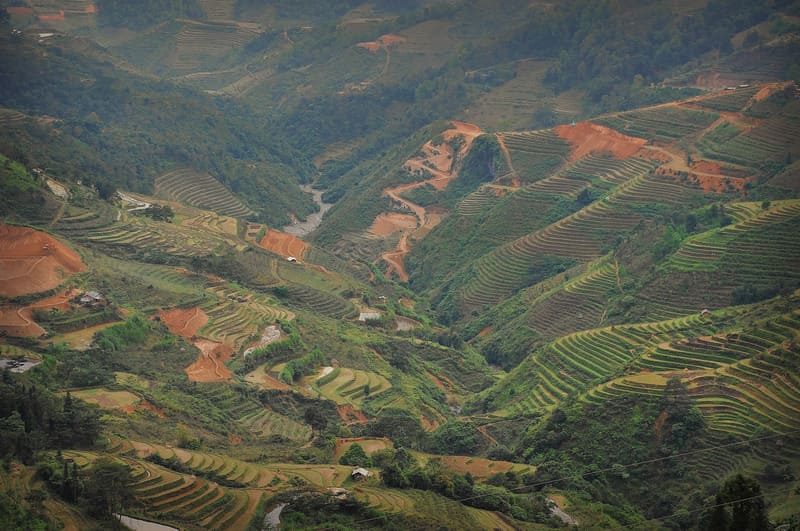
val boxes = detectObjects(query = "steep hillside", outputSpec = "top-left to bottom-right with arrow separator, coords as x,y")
2,1 -> 800,529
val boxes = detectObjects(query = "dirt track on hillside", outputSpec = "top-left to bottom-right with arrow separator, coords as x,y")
0,224 -> 85,297
185,338 -> 233,382
379,121 -> 483,281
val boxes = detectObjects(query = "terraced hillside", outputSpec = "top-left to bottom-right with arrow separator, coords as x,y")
200,283 -> 294,350
154,168 -> 254,218
474,296 -> 800,431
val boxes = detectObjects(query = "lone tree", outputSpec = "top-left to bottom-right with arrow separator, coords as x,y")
702,474 -> 771,531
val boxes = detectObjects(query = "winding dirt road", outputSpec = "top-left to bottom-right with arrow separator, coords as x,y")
379,122 -> 483,281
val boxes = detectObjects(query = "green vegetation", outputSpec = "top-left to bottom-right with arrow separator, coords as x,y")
1,1 -> 800,529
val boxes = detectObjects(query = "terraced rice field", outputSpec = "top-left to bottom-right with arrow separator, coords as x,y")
316,368 -> 391,406
199,284 -> 293,350
236,408 -> 312,442
700,101 -> 800,168
521,258 -> 620,338
500,129 -> 571,182
155,168 -> 253,218
667,200 -> 800,282
169,20 -> 260,72
282,284 -> 357,319
590,316 -> 800,438
0,107 -> 28,127
596,106 -> 719,144
500,312 -> 728,414
694,86 -> 761,112
458,197 -> 641,310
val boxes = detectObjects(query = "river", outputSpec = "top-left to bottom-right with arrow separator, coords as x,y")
115,514 -> 178,531
282,185 -> 333,237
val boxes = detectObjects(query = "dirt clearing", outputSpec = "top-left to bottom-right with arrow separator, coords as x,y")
369,213 -> 418,236
185,338 -> 233,382
159,307 -> 209,338
0,224 -> 85,297
258,229 -> 308,260
556,122 -> 647,161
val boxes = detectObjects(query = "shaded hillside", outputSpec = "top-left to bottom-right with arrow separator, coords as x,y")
0,33 -> 315,225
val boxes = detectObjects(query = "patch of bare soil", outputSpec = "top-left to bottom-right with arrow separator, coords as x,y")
185,338 -> 233,382
0,289 -> 78,338
159,307 -> 209,338
368,213 -> 418,236
378,122 -> 483,280
556,122 -> 647,161
0,224 -> 85,297
337,404 -> 369,425
258,229 -> 308,260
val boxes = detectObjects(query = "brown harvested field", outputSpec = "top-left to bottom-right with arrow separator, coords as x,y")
185,338 -> 233,382
415,454 -> 535,480
0,224 -> 85,297
70,388 -> 140,410
369,213 -> 418,236
244,366 -> 290,390
45,321 -> 120,350
258,229 -> 308,259
159,307 -> 209,338
556,121 -> 647,161
357,33 -> 407,52
334,437 -> 393,461
398,297 -> 414,309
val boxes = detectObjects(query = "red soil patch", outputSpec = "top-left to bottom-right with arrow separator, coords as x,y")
357,33 -> 407,52
337,404 -> 369,425
398,297 -> 414,309
477,326 -> 492,337
158,307 -> 209,338
357,41 -> 381,52
692,160 -> 723,175
258,229 -> 308,260
0,305 -> 44,337
379,122 -> 483,280
185,338 -> 233,382
556,122 -> 647,162
369,213 -> 418,236
229,434 -> 242,445
0,225 -> 85,297
0,289 -> 78,338
753,82 -> 793,102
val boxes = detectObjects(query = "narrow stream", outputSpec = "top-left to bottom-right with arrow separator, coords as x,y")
264,503 -> 287,530
282,185 -> 333,237
115,514 -> 178,531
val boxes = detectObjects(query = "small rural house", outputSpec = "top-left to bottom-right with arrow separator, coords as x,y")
351,468 -> 372,481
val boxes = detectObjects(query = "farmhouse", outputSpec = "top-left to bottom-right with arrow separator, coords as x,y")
77,291 -> 104,306
351,468 -> 372,481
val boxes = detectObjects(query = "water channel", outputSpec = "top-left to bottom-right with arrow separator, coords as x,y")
282,185 -> 333,237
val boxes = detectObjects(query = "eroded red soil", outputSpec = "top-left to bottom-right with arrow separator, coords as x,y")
0,224 -> 85,297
